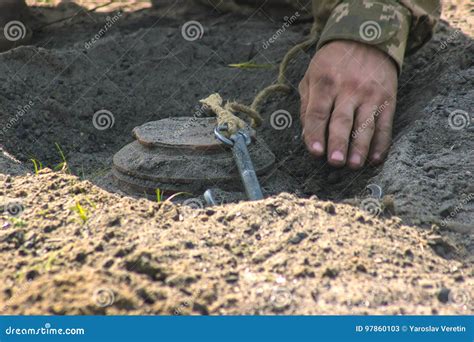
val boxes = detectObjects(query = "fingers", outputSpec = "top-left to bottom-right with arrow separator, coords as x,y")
301,76 -> 335,157
347,104 -> 377,169
327,97 -> 356,167
369,100 -> 395,164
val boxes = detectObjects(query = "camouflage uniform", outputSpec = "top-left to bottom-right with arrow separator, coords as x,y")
203,0 -> 441,73
314,0 -> 441,72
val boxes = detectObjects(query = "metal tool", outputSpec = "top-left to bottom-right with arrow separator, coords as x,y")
214,125 -> 264,201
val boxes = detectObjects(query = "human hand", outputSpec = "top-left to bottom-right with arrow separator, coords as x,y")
299,40 -> 398,169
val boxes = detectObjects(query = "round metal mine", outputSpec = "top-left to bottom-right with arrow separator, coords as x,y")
112,117 -> 275,196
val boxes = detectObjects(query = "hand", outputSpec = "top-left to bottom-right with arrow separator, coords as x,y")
299,40 -> 398,169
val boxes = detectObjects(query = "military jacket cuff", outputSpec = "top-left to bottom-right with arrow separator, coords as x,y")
317,0 -> 412,74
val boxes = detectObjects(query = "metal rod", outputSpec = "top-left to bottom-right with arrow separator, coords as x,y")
231,133 -> 264,201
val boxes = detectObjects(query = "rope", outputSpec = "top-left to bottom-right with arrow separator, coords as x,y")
201,21 -> 324,136
199,94 -> 248,134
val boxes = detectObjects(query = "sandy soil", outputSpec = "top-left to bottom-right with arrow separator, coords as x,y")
0,0 -> 473,314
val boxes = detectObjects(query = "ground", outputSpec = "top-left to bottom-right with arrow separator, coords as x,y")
0,0 -> 472,315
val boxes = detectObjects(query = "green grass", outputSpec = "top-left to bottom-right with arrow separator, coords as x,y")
9,217 -> 27,227
155,189 -> 163,203
70,200 -> 89,224
30,159 -> 43,175
228,61 -> 273,69
54,142 -> 69,173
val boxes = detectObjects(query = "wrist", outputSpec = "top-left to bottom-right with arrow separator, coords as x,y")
316,0 -> 411,74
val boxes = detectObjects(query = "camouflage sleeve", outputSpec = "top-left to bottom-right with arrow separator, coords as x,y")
313,0 -> 441,73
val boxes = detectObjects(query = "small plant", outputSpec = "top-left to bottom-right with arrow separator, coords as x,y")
44,252 -> 58,272
30,159 -> 43,175
155,189 -> 163,203
228,61 -> 273,69
9,217 -> 27,227
71,200 -> 89,224
83,196 -> 97,209
54,142 -> 69,173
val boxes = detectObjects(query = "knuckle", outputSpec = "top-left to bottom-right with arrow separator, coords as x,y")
360,80 -> 379,96
317,73 -> 336,89
333,111 -> 353,127
309,110 -> 329,121
344,77 -> 361,90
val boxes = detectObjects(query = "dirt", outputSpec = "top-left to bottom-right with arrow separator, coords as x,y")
0,0 -> 473,314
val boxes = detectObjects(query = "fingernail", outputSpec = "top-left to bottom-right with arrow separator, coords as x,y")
330,151 -> 345,162
312,142 -> 324,154
372,153 -> 382,162
350,153 -> 361,166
